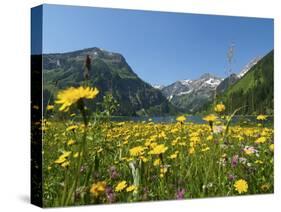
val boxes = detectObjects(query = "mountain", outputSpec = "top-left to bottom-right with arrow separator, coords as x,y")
237,56 -> 261,78
217,50 -> 273,115
43,47 -> 176,116
216,73 -> 239,94
161,73 -> 222,113
216,56 -> 261,94
161,80 -> 193,101
152,84 -> 165,90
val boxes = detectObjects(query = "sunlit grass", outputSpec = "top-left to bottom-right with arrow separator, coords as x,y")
42,111 -> 274,206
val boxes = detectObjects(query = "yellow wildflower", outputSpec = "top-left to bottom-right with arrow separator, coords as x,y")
214,103 -> 225,113
55,86 -> 99,112
126,185 -> 137,192
61,161 -> 70,168
90,181 -> 106,197
115,181 -> 127,192
234,179 -> 248,194
257,114 -> 267,121
140,156 -> 148,163
190,136 -> 200,143
189,147 -> 195,155
171,128 -> 179,134
66,125 -> 78,131
176,115 -> 186,123
153,158 -> 161,166
160,167 -> 168,178
255,160 -> 263,164
244,146 -> 256,155
54,156 -> 66,164
67,139 -> 75,146
47,105 -> 54,110
207,135 -> 213,141
129,146 -> 145,157
201,147 -> 210,152
255,137 -> 267,144
203,114 -> 217,122
54,151 -> 71,164
61,151 -> 71,158
149,144 -> 168,155
169,153 -> 177,159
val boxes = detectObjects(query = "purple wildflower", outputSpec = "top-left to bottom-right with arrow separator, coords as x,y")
105,186 -> 116,203
227,173 -> 235,181
176,188 -> 185,200
108,166 -> 119,179
231,155 -> 239,167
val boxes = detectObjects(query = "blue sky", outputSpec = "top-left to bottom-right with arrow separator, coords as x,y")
41,4 -> 273,85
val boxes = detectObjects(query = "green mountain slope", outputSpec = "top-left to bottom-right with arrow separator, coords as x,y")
43,47 -> 176,116
218,50 -> 273,115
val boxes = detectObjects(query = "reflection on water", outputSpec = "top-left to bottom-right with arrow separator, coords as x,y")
111,115 -> 274,125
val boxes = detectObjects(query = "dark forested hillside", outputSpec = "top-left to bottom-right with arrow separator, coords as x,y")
218,50 -> 273,115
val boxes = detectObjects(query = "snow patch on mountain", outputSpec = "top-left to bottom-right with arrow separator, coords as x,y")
179,79 -> 192,86
205,78 -> 222,87
238,56 -> 261,78
177,90 -> 193,96
152,84 -> 165,90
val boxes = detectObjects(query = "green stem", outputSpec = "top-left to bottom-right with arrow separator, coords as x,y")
64,101 -> 89,206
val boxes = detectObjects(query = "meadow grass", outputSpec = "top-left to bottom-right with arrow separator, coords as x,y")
42,114 -> 274,207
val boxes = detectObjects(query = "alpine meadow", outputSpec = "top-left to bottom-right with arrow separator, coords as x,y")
31,4 -> 274,208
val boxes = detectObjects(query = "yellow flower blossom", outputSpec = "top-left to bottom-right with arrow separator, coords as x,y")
189,147 -> 195,155
66,125 -> 78,131
206,135 -> 213,141
190,136 -> 200,143
214,103 -> 225,113
171,128 -> 179,134
126,185 -> 137,192
176,115 -> 186,123
201,147 -> 210,152
54,156 -> 67,164
169,153 -> 178,159
255,160 -> 263,164
203,114 -> 217,122
67,139 -> 75,145
149,144 -> 168,155
90,181 -> 106,197
55,86 -> 99,112
257,114 -> 267,121
61,161 -> 70,168
255,137 -> 267,144
153,158 -> 161,166
160,167 -> 168,178
129,146 -> 146,157
115,181 -> 127,192
47,105 -> 54,110
54,151 -> 71,164
234,179 -> 248,194
140,156 -> 148,163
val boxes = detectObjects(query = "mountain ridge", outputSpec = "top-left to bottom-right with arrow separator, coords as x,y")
159,73 -> 222,113
43,47 -> 177,116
